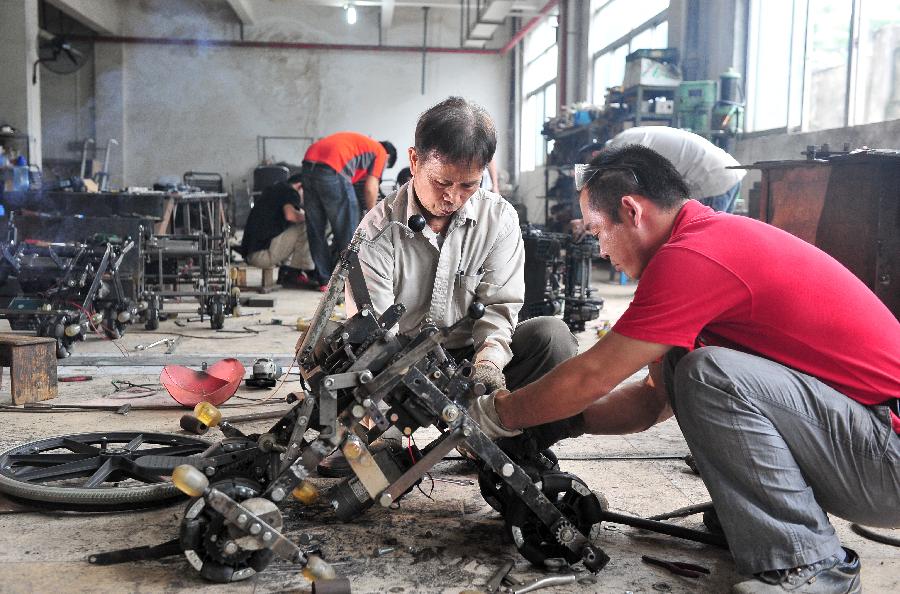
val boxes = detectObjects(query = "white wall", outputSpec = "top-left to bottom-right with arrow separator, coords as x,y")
92,0 -> 511,190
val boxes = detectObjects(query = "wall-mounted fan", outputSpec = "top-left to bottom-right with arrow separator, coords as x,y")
32,30 -> 90,84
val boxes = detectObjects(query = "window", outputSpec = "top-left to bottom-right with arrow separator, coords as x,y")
746,0 -> 900,132
521,16 -> 558,172
853,2 -> 900,124
589,0 -> 669,103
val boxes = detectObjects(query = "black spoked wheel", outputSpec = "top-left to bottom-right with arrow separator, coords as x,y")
504,471 -> 607,570
0,432 -> 210,511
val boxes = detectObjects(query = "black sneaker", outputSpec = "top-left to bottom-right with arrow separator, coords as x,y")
731,547 -> 861,593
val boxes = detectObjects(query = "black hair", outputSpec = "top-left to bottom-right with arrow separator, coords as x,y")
414,96 -> 496,169
396,166 -> 412,187
286,172 -> 304,185
584,144 -> 690,223
380,141 -> 398,169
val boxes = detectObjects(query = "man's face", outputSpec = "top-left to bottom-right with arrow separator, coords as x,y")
409,148 -> 483,220
579,189 -> 650,280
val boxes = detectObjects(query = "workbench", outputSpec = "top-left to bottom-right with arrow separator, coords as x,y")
743,150 -> 899,318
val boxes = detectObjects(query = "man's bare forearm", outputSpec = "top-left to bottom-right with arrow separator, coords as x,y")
494,352 -> 616,430
580,378 -> 672,434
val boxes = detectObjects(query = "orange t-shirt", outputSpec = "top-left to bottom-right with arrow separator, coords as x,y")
304,132 -> 387,183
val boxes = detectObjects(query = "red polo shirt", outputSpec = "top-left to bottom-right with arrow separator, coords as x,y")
614,200 -> 900,432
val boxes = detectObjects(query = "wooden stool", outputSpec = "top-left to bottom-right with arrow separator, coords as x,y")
233,266 -> 276,294
0,334 -> 57,404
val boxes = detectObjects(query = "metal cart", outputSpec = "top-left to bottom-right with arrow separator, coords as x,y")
138,191 -> 238,330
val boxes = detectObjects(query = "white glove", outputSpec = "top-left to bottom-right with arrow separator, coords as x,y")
472,361 -> 507,392
468,390 -> 522,440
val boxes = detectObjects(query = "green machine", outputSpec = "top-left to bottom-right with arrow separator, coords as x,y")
676,68 -> 744,148
675,80 -> 717,134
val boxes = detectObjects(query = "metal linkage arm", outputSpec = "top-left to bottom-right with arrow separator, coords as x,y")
205,489 -> 306,564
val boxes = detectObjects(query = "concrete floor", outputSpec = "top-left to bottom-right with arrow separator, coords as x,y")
0,268 -> 897,593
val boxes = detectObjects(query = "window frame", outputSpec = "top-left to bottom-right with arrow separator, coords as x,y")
589,5 -> 669,104
746,0 -> 898,133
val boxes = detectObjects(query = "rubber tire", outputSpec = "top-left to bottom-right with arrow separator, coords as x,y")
0,432 -> 209,511
145,308 -> 160,331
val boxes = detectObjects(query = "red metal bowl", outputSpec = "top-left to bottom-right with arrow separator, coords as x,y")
160,358 -> 245,407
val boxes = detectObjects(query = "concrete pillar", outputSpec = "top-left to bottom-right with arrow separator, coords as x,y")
94,42 -> 125,188
0,0 -> 43,166
559,0 -> 590,106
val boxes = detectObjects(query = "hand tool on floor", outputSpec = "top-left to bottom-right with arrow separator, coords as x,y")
641,555 -> 710,578
134,337 -> 175,351
485,559 -> 514,593
512,574 -> 577,594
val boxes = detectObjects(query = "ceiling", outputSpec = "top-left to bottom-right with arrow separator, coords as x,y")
226,0 -> 553,48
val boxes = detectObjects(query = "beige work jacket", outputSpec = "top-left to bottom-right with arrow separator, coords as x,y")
346,182 -> 524,370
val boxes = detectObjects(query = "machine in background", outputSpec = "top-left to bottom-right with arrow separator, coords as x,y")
521,225 -> 603,332
0,214 -> 136,357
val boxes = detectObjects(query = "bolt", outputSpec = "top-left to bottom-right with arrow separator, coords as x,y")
262,532 -> 273,542
236,514 -> 248,525
362,398 -> 374,408
361,309 -> 370,317
323,378 -> 334,388
249,523 -> 262,535
501,463 -> 514,477
344,439 -> 362,459
204,466 -> 216,476
390,413 -> 399,423
558,526 -> 575,543
379,493 -> 393,507
351,405 -> 366,418
359,370 -> 374,384
297,416 -> 308,425
223,541 -> 239,555
373,546 -> 396,557
462,424 -> 473,437
270,488 -> 285,502
441,404 -> 460,423
432,371 -> 443,380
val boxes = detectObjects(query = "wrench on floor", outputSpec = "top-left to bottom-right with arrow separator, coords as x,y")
135,338 -> 175,351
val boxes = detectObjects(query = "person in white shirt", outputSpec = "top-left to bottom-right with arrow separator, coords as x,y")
605,126 -> 746,213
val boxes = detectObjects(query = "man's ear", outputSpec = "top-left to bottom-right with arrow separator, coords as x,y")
408,148 -> 418,175
620,195 -> 644,227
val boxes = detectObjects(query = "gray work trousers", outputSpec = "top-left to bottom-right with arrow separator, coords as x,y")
247,223 -> 313,271
664,346 -> 900,575
449,316 -> 578,389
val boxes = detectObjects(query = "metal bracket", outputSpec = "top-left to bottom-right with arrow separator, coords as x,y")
205,488 -> 306,564
342,434 -> 390,498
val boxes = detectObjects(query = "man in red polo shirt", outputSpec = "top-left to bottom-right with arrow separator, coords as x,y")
302,132 -> 397,288
468,145 -> 899,593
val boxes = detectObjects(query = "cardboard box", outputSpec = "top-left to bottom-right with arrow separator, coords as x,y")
623,58 -> 682,89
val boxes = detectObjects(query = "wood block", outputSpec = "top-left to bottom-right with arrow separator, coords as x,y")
0,334 -> 58,404
233,266 -> 248,286
261,268 -> 275,287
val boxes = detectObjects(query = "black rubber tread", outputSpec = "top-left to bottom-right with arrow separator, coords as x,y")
0,432 -> 210,508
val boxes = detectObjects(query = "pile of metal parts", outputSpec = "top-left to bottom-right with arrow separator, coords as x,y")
138,192 -> 238,331
0,214 -> 136,357
521,225 -> 603,332
114,216 -> 600,582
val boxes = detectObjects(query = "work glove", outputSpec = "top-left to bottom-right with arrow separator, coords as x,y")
472,361 -> 507,393
467,390 -> 522,441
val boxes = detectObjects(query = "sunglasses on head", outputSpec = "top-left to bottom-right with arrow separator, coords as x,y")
573,164 -> 642,192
